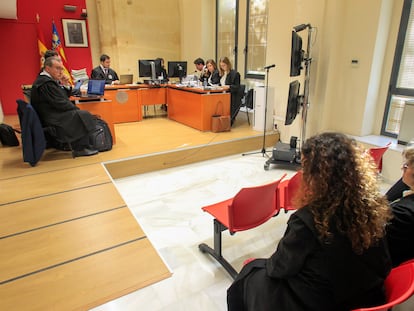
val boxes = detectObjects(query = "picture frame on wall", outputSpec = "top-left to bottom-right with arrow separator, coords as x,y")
62,19 -> 88,47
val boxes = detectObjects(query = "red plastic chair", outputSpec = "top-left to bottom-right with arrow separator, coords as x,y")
278,170 -> 302,213
198,174 -> 286,279
352,262 -> 414,311
368,142 -> 391,173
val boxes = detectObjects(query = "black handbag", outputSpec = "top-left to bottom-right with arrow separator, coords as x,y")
0,123 -> 19,146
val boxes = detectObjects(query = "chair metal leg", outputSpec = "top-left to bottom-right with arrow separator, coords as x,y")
198,219 -> 238,280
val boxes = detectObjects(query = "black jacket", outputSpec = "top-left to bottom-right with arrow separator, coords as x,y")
228,206 -> 391,311
387,193 -> 414,266
91,66 -> 119,84
31,74 -> 96,142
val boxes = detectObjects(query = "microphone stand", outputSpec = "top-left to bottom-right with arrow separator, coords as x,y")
242,65 -> 275,157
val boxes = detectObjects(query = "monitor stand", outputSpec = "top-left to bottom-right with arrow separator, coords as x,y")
264,137 -> 301,171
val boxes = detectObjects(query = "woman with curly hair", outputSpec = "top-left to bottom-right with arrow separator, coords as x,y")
227,132 -> 392,311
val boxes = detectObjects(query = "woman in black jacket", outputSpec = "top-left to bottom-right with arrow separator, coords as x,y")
227,132 -> 392,311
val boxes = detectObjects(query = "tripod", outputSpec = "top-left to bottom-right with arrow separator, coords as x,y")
242,64 -> 275,157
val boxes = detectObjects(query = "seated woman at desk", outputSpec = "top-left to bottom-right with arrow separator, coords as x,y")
205,59 -> 220,86
219,56 -> 241,126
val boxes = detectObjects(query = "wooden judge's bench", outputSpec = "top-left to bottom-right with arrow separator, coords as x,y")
73,84 -> 230,144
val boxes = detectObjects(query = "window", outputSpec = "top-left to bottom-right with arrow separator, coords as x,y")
245,0 -> 269,79
216,0 -> 239,69
382,0 -> 414,137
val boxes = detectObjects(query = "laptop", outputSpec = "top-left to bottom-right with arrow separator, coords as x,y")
72,80 -> 84,96
80,79 -> 106,98
119,74 -> 133,84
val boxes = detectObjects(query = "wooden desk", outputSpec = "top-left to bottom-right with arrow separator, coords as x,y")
167,86 -> 230,131
138,87 -> 167,118
73,97 -> 116,144
105,88 -> 141,123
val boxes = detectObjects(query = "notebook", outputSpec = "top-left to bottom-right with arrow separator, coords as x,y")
119,74 -> 133,84
81,79 -> 106,98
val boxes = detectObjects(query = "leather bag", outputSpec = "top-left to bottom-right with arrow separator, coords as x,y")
211,101 -> 231,133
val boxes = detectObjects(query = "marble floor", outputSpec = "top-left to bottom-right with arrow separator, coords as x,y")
91,154 -> 295,311
91,153 -> 412,311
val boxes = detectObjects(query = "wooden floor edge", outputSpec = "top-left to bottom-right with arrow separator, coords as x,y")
105,132 -> 279,179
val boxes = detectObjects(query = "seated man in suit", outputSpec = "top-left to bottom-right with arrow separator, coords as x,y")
91,54 -> 120,85
31,56 -> 98,157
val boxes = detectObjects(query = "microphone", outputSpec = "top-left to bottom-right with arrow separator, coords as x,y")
293,23 -> 310,32
263,64 -> 276,70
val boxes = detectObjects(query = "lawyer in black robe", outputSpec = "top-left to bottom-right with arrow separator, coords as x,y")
31,59 -> 96,150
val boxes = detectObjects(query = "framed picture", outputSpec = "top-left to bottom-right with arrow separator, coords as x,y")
62,19 -> 88,47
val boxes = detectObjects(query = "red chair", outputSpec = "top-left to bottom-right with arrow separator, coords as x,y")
352,261 -> 414,311
198,175 -> 286,279
368,142 -> 391,173
278,170 -> 302,213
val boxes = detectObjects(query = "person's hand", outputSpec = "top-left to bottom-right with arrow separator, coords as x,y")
112,80 -> 120,85
60,73 -> 71,86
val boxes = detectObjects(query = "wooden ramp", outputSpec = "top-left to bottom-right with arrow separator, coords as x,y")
0,114 -> 279,310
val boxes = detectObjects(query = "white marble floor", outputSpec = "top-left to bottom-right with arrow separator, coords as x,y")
91,154 -> 296,311
91,153 -> 407,311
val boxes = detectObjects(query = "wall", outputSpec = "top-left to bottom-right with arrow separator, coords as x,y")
0,0 -> 92,115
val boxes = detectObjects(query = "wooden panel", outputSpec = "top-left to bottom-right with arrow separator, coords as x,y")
0,239 -> 171,311
105,88 -> 141,123
106,132 -> 280,179
0,164 -> 110,205
0,207 -> 144,283
139,87 -> 167,105
77,99 -> 117,144
167,87 -> 230,131
0,183 -> 125,238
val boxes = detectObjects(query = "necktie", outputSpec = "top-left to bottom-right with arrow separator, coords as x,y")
104,68 -> 108,76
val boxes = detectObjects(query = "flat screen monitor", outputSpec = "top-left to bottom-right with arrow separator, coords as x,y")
138,59 -> 162,80
285,80 -> 301,125
290,31 -> 304,77
167,61 -> 187,79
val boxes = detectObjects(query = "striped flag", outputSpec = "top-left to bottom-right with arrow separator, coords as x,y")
52,21 -> 72,84
36,14 -> 48,68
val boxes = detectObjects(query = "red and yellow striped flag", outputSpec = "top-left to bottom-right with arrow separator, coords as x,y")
36,14 -> 48,68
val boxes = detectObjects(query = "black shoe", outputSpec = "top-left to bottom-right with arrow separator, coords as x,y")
74,148 -> 99,157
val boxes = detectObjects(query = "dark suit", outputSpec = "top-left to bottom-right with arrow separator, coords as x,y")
228,206 -> 391,311
91,66 -> 119,84
221,70 -> 242,124
207,69 -> 220,86
387,193 -> 414,266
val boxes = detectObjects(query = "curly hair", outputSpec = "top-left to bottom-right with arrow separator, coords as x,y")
297,132 -> 391,254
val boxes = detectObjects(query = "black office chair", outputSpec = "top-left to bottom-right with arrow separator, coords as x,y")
16,99 -> 46,166
16,99 -> 75,161
230,84 -> 246,126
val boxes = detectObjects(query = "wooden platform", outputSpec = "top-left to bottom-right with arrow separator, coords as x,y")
0,113 -> 279,310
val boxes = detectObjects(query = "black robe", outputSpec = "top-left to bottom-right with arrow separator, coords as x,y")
228,206 -> 391,311
387,193 -> 414,266
91,66 -> 119,84
31,74 -> 96,142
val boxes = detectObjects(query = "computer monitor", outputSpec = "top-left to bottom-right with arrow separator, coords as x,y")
285,80 -> 301,125
290,31 -> 304,77
167,61 -> 187,81
138,59 -> 162,80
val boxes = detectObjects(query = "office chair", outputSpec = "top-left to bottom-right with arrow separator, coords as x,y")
198,175 -> 286,279
351,261 -> 414,311
368,142 -> 391,173
16,99 -> 46,166
16,99 -> 75,161
278,170 -> 302,213
230,84 -> 246,126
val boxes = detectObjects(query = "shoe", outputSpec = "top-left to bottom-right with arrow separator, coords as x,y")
74,148 -> 99,157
